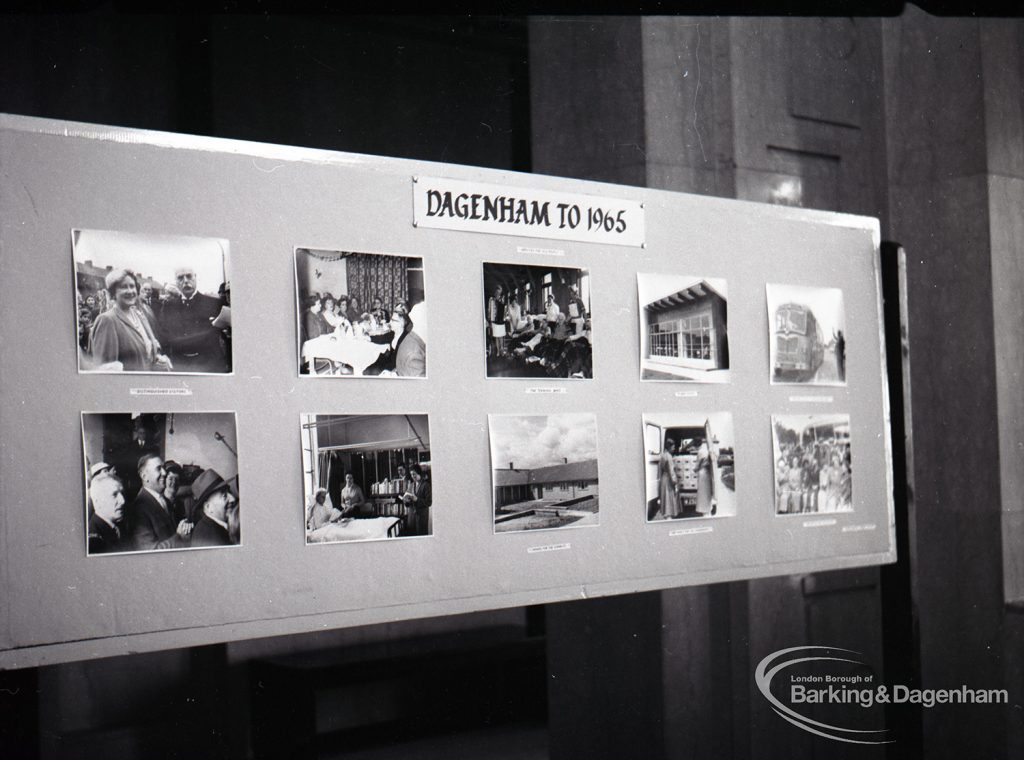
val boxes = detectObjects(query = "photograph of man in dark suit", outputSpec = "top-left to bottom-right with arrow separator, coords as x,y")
190,468 -> 240,548
159,267 -> 230,373
390,307 -> 426,378
86,472 -> 128,555
129,453 -> 194,551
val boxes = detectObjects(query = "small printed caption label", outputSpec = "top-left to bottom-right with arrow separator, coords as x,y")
527,543 -> 572,554
517,245 -> 565,257
789,395 -> 834,404
674,391 -> 699,398
669,526 -> 713,537
842,523 -> 877,533
803,518 -> 838,528
130,388 -> 193,396
526,387 -> 567,395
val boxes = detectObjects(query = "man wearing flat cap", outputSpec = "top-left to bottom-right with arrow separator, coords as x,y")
159,267 -> 230,373
88,461 -> 113,484
190,468 -> 240,548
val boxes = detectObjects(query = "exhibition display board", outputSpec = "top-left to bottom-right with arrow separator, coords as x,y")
0,115 -> 894,668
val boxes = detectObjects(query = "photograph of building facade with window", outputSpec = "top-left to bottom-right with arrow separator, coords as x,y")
489,413 -> 600,533
638,274 -> 729,382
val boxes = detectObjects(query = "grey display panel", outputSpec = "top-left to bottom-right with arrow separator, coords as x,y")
0,114 -> 894,668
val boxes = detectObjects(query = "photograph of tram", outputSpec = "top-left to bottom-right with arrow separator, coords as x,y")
643,412 -> 736,521
766,284 -> 846,386
771,414 -> 852,515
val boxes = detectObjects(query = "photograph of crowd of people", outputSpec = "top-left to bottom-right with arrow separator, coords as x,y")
639,274 -> 729,383
772,414 -> 852,515
295,249 -> 426,378
644,412 -> 736,521
302,414 -> 432,543
482,263 -> 593,379
74,229 -> 232,374
82,412 -> 240,555
767,284 -> 846,386
489,413 -> 599,533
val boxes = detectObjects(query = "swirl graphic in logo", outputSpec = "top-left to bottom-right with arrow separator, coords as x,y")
754,645 -> 893,745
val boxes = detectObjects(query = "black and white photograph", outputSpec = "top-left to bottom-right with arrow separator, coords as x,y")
482,262 -> 593,379
295,249 -> 426,378
302,414 -> 432,543
81,412 -> 240,555
644,412 -> 736,521
73,229 -> 232,374
490,413 -> 599,533
639,274 -> 729,382
772,414 -> 852,515
766,283 -> 846,385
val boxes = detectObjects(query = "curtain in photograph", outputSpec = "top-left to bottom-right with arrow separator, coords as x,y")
346,254 -> 408,313
317,451 -> 332,490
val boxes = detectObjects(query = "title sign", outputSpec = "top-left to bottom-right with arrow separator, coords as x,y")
412,176 -> 645,248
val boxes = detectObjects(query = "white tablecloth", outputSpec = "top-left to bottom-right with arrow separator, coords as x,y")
302,335 -> 389,375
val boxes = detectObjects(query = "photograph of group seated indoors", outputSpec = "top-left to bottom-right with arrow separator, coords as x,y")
490,413 -> 599,533
74,229 -> 232,374
639,274 -> 730,383
482,262 -> 593,379
772,414 -> 852,515
295,248 -> 426,378
302,414 -> 432,544
82,412 -> 240,555
644,412 -> 737,521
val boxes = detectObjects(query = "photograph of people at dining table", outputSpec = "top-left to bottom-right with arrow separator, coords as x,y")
482,262 -> 593,379
295,248 -> 426,378
302,414 -> 433,544
73,229 -> 232,375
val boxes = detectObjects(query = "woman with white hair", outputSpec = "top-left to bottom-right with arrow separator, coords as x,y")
306,487 -> 343,531
88,269 -> 172,371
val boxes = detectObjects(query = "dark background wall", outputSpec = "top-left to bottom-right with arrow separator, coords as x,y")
1,8 -> 1022,760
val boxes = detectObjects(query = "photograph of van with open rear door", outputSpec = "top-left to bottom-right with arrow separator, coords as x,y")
643,412 -> 736,521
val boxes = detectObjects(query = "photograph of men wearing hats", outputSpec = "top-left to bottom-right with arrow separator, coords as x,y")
190,468 -> 240,548
73,228 -> 232,375
82,411 -> 240,555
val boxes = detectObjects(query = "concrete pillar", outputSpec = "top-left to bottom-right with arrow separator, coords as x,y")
530,17 -> 736,760
883,9 -> 1024,758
